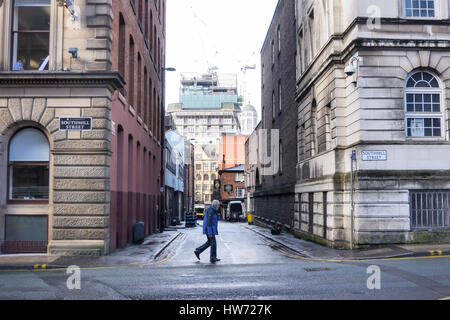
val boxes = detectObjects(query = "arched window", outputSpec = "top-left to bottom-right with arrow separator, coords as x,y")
203,174 -> 209,181
405,71 -> 443,138
9,128 -> 49,202
196,174 -> 202,181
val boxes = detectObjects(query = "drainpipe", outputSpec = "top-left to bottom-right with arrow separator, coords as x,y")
350,150 -> 356,250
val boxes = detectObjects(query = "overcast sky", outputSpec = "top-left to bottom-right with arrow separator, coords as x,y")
165,0 -> 279,120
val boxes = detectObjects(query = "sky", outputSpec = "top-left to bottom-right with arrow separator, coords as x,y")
165,0 -> 279,120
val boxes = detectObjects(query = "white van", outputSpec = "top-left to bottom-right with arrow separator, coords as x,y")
226,201 -> 245,222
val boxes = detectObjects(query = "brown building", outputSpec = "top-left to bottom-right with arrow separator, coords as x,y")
0,0 -> 166,256
218,164 -> 246,215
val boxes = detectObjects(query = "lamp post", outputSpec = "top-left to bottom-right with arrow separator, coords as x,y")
160,66 -> 176,232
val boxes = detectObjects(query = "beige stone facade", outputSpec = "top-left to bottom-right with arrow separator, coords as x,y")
294,0 -> 450,248
0,0 -> 124,255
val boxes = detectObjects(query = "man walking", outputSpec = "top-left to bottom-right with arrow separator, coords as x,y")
194,200 -> 221,263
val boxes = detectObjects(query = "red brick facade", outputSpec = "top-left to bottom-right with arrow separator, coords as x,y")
109,0 -> 166,251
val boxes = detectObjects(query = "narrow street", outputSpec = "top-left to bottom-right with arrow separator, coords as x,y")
1,221 -> 449,300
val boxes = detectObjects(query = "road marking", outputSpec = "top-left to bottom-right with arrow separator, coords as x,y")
439,296 -> 450,300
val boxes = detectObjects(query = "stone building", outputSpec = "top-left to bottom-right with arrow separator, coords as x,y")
194,143 -> 219,206
250,0 -> 298,229
0,0 -> 166,255
294,0 -> 450,248
239,104 -> 258,136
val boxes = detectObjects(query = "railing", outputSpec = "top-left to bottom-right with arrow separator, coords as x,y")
410,190 -> 450,230
1,240 -> 47,254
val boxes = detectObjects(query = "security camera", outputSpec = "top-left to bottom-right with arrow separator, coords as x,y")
68,48 -> 78,59
344,65 -> 356,76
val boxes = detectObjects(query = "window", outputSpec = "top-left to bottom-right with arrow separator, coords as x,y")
405,71 -> 443,138
271,41 -> 275,65
279,141 -> 283,174
12,0 -> 51,71
272,90 -> 276,119
235,172 -> 244,182
410,190 -> 450,230
405,0 -> 435,17
203,163 -> 209,171
203,174 -> 209,181
236,187 -> 245,199
278,80 -> 282,112
196,164 -> 201,170
277,25 -> 281,53
9,128 -> 49,202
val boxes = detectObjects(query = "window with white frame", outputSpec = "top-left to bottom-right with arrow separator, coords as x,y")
12,0 -> 51,71
404,0 -> 436,18
236,187 -> 245,198
235,172 -> 244,182
405,71 -> 443,138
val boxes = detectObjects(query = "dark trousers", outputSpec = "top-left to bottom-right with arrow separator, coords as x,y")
196,235 -> 217,260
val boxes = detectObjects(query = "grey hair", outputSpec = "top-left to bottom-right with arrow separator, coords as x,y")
212,200 -> 220,207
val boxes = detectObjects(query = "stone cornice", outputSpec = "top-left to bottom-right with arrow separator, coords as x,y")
0,71 -> 125,91
295,17 -> 450,102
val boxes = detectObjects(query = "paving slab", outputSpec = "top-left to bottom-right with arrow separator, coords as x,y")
0,230 -> 181,270
244,223 -> 419,261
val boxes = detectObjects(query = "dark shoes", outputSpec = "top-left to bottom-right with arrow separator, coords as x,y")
194,250 -> 200,260
210,258 -> 221,263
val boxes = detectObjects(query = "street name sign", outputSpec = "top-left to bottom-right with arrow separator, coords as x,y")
59,117 -> 92,131
361,150 -> 387,161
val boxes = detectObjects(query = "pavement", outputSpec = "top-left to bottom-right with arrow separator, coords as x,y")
0,228 -> 184,270
244,223 -> 450,261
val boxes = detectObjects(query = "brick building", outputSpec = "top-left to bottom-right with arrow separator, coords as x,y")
0,0 -> 166,255
218,164 -> 246,215
249,0 -> 298,229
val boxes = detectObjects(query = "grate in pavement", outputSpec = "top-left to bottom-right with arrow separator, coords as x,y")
304,268 -> 332,272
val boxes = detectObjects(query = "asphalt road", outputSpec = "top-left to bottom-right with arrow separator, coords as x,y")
0,221 -> 449,300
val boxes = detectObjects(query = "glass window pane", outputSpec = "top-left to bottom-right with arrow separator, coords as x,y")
10,165 -> 49,200
16,32 -> 49,70
5,215 -> 47,241
9,128 -> 49,162
433,118 -> 441,127
424,128 -> 432,136
433,128 -> 441,136
17,6 -> 50,31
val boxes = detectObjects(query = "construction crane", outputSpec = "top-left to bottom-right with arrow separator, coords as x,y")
189,5 -> 219,73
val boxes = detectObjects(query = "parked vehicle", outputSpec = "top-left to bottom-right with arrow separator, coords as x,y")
194,204 -> 205,220
226,201 -> 245,222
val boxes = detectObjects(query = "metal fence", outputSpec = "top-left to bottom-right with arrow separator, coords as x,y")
410,190 -> 450,230
0,241 -> 47,254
